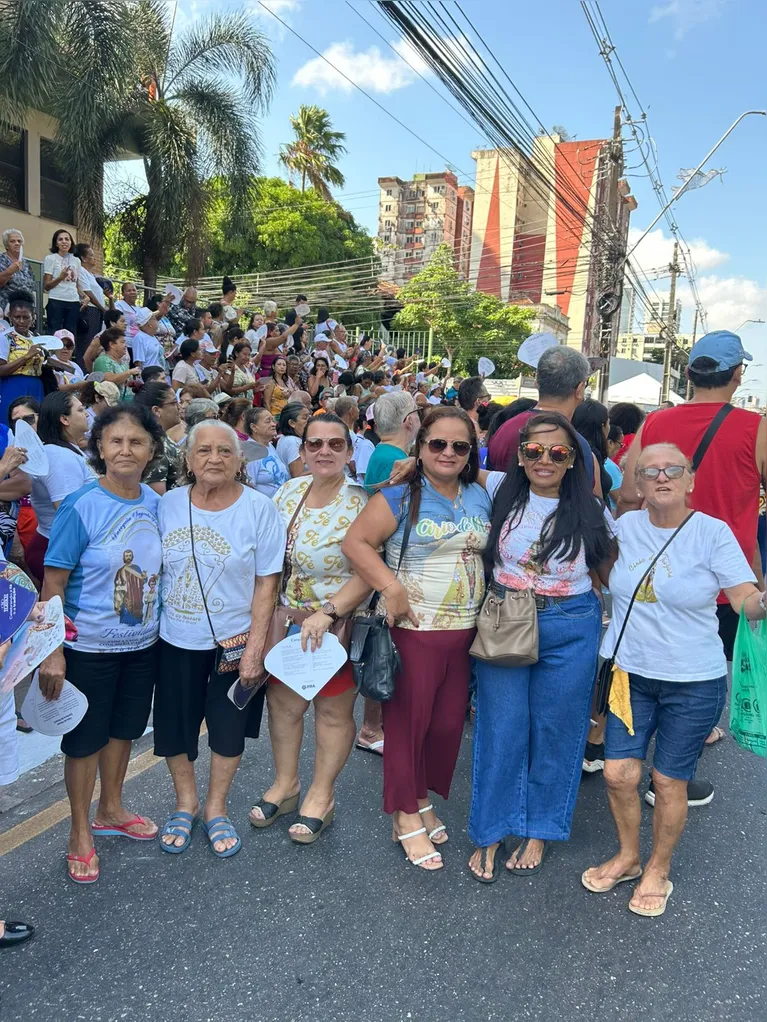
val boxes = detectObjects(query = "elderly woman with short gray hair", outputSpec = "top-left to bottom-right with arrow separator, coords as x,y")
0,229 -> 36,313
183,398 -> 220,434
154,419 -> 286,858
362,390 -> 421,495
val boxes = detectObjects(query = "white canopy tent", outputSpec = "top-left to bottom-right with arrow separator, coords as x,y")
606,373 -> 685,410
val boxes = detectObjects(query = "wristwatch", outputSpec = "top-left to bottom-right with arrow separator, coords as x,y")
321,601 -> 339,622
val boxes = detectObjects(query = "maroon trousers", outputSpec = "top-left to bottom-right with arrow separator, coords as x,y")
382,626 -> 474,815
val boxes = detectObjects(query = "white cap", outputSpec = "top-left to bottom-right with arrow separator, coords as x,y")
135,306 -> 153,327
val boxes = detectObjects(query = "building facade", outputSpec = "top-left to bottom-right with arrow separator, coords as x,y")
645,297 -> 682,335
468,135 -> 636,356
616,332 -> 693,362
377,170 -> 474,285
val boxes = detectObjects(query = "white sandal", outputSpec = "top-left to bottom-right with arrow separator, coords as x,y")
419,803 -> 447,843
396,827 -> 443,869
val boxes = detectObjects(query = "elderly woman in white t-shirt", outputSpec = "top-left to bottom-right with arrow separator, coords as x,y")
582,442 -> 765,918
154,421 -> 286,859
43,229 -> 81,337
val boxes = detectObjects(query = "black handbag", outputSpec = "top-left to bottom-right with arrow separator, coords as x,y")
596,511 -> 696,714
349,513 -> 413,702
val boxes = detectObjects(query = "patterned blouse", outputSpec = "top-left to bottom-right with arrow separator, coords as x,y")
0,254 -> 36,313
272,476 -> 368,612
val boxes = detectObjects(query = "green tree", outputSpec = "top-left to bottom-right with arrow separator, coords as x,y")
0,0 -> 275,288
279,105 -> 347,200
392,245 -> 533,377
106,177 -> 375,275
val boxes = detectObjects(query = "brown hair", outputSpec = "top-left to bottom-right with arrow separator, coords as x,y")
405,406 -> 479,527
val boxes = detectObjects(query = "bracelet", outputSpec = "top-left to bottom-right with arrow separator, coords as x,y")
380,578 -> 398,595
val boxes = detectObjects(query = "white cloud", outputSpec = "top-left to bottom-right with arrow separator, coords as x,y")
291,36 -> 464,95
628,226 -> 766,333
258,0 -> 299,13
648,0 -> 728,40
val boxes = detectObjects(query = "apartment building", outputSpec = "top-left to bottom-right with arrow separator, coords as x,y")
377,170 -> 474,285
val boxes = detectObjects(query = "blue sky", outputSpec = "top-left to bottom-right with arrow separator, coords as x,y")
113,0 -> 767,389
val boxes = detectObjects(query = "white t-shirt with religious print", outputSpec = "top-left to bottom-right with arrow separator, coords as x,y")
601,510 -> 754,682
158,483 -> 286,650
486,475 -> 613,598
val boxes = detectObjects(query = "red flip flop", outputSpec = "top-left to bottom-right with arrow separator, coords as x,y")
67,847 -> 99,884
91,814 -> 158,841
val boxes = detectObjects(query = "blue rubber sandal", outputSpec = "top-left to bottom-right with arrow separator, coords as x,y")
203,816 -> 242,858
159,811 -> 198,854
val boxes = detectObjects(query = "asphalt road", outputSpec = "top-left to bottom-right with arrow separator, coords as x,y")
1,703 -> 766,1022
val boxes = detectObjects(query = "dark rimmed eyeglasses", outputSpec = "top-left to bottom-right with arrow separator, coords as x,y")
12,413 -> 36,427
520,442 -> 574,464
426,438 -> 472,457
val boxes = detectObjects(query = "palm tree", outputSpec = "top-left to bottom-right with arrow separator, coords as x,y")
279,105 -> 347,201
0,0 -> 275,288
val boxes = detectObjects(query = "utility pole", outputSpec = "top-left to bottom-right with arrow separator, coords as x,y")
685,307 -> 698,401
661,241 -> 680,403
597,105 -> 626,402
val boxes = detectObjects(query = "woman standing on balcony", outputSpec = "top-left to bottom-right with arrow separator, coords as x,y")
43,229 -> 81,336
0,230 -> 36,315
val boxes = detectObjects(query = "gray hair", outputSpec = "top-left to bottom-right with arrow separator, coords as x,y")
184,398 -> 220,430
334,395 -> 358,421
183,419 -> 246,484
536,346 -> 591,399
293,389 -> 312,409
374,390 -> 417,435
2,228 -> 24,249
263,300 -> 277,317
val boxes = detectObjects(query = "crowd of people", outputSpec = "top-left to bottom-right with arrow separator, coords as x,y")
0,230 -> 763,947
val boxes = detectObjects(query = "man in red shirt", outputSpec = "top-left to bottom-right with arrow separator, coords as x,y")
618,329 -> 767,804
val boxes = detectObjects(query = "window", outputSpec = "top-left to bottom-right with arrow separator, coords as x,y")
406,236 -> 413,244
384,204 -> 392,212
407,204 -> 415,213
385,188 -> 393,196
405,220 -> 414,230
0,123 -> 25,212
40,138 -> 75,224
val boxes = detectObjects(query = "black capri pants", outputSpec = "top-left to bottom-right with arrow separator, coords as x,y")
61,643 -> 157,759
153,639 -> 265,761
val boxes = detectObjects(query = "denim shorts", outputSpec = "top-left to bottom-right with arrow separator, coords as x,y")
605,672 -> 727,781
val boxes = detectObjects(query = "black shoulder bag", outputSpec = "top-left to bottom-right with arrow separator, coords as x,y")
596,511 -> 697,714
691,403 -> 734,471
349,511 -> 414,702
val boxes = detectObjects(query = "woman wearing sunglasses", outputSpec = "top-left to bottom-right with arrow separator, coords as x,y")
251,413 -> 372,844
467,411 -> 615,883
582,443 -> 764,917
343,407 -> 491,870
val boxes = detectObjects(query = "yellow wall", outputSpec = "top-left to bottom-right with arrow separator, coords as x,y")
0,109 -> 79,264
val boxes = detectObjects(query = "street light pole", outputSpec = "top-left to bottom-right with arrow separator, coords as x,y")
626,110 -> 767,261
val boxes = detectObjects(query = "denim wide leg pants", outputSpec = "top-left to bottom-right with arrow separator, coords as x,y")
469,590 -> 601,846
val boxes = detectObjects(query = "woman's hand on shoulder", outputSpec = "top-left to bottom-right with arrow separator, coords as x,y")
385,457 -> 416,488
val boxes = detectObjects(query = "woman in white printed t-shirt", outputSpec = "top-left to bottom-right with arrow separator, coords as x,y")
155,420 -> 286,859
73,242 -> 108,365
582,442 -> 766,919
26,391 -> 95,584
43,229 -> 81,337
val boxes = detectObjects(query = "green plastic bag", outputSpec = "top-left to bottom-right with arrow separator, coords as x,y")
730,609 -> 767,757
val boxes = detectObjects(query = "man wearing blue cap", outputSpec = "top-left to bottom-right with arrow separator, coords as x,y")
618,329 -> 767,806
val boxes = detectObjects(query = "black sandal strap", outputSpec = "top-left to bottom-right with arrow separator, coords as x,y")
251,799 -> 279,821
293,815 -> 322,834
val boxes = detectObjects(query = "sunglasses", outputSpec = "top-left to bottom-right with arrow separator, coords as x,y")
520,442 -> 575,464
637,465 -> 685,481
14,413 -> 37,425
426,438 -> 472,457
304,437 -> 347,453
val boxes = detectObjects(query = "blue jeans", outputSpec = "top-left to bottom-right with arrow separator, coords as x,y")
469,590 -> 601,845
605,673 -> 727,781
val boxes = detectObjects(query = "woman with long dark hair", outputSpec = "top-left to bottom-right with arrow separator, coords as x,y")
343,407 -> 492,871
572,399 -> 613,507
261,355 -> 294,417
466,411 -> 615,883
27,391 -> 95,581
